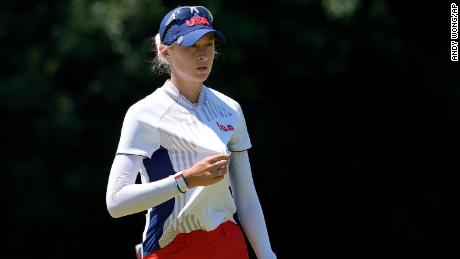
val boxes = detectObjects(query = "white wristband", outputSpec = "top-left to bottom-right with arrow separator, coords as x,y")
174,173 -> 189,193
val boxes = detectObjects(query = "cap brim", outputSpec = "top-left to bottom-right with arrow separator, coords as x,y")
179,28 -> 226,47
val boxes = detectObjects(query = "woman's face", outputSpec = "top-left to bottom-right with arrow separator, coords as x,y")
168,33 -> 216,84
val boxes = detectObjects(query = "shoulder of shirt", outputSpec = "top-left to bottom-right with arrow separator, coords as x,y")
124,87 -> 174,120
206,87 -> 242,112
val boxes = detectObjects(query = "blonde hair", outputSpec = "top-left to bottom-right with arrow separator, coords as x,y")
151,33 -> 171,75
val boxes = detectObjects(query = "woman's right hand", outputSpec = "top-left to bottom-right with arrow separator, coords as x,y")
181,154 -> 229,188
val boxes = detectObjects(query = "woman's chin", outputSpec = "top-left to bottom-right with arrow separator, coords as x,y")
193,72 -> 211,82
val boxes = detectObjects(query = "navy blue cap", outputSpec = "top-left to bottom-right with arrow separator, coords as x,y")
159,6 -> 225,46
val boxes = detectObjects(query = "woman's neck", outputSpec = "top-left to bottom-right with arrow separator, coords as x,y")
170,77 -> 203,104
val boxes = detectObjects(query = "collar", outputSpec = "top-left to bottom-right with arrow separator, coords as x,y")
162,80 -> 207,110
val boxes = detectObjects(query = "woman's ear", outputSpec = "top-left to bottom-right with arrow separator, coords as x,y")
159,45 -> 171,60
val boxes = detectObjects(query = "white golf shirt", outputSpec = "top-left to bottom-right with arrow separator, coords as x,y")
114,80 -> 251,254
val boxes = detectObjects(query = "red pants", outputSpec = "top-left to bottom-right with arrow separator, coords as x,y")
144,221 -> 249,259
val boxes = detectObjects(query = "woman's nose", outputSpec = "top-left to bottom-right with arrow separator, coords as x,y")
197,48 -> 209,61
198,54 -> 207,61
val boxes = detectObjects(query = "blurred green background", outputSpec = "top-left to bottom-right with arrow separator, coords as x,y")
2,0 -> 458,258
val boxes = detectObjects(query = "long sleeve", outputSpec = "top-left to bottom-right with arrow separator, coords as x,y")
106,154 -> 181,218
229,151 -> 277,259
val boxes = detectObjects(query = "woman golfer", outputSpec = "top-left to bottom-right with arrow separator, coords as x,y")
106,5 -> 277,259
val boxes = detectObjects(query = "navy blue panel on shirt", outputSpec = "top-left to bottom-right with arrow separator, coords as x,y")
142,146 -> 176,256
143,146 -> 176,181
